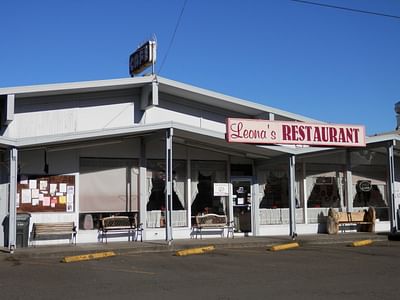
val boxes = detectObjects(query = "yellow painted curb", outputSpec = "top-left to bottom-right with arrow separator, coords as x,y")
61,251 -> 116,263
269,242 -> 300,252
175,245 -> 215,256
349,239 -> 373,247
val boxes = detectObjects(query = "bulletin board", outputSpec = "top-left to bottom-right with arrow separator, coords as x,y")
17,175 -> 75,213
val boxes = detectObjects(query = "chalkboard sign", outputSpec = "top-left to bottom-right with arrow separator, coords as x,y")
17,175 -> 75,213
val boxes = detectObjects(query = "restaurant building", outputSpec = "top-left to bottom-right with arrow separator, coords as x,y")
1,75 -> 399,250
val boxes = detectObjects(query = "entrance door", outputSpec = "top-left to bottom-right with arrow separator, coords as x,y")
231,178 -> 252,233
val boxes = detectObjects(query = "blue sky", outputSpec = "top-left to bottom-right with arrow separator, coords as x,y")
1,0 -> 399,135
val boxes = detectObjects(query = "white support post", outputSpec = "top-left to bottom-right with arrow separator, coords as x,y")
228,183 -> 234,227
387,141 -> 398,233
251,183 -> 259,236
251,161 -> 259,236
9,148 -> 17,253
139,138 -> 147,237
227,157 -> 234,227
186,150 -> 191,228
345,150 -> 353,212
289,155 -> 297,239
302,162 -> 308,224
165,128 -> 173,243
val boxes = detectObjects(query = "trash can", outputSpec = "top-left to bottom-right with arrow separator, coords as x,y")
16,213 -> 31,248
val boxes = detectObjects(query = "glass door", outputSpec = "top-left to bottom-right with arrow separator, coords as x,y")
231,177 -> 252,233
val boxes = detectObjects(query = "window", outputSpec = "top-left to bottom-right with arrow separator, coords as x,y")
307,177 -> 340,208
79,158 -> 138,230
146,160 -> 187,228
190,161 -> 227,216
259,171 -> 289,209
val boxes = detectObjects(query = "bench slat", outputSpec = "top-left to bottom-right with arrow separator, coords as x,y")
99,216 -> 140,243
193,214 -> 234,239
327,207 -> 376,234
31,222 -> 76,245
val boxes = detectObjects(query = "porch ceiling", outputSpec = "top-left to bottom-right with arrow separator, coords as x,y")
172,128 -> 295,159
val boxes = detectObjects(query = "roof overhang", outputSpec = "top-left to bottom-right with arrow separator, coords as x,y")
9,121 -> 296,158
0,77 -> 153,98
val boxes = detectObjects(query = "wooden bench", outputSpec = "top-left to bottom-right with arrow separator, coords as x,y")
326,207 -> 376,234
192,214 -> 234,239
99,216 -> 142,243
31,222 -> 77,246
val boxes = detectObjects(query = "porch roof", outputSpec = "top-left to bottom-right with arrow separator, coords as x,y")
8,121 -> 301,158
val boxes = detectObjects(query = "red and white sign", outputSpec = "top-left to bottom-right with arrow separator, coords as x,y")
226,118 -> 366,147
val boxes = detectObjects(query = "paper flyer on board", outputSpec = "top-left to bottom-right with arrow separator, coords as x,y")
21,189 -> 31,204
59,183 -> 67,193
29,179 -> 37,189
39,180 -> 48,191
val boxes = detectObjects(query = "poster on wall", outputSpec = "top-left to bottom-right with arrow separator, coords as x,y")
214,183 -> 229,197
66,185 -> 74,212
39,180 -> 48,191
394,182 -> 400,212
17,175 -> 75,213
29,179 -> 37,189
43,196 -> 50,207
21,189 -> 31,204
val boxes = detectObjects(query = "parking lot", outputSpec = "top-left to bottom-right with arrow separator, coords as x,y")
1,239 -> 400,300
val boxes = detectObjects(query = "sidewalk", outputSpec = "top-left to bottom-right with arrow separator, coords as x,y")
1,232 -> 390,259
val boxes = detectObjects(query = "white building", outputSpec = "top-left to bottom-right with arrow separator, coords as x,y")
1,75 -> 399,249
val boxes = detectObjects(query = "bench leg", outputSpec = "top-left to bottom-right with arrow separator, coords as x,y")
193,227 -> 199,239
227,226 -> 234,239
71,232 -> 77,245
135,229 -> 143,242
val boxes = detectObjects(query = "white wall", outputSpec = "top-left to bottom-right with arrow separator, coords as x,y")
7,90 -> 140,139
144,106 -> 226,133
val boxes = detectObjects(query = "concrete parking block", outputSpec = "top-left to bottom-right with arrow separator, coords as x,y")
61,251 -> 116,263
349,239 -> 373,247
269,242 -> 300,252
175,245 -> 215,256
